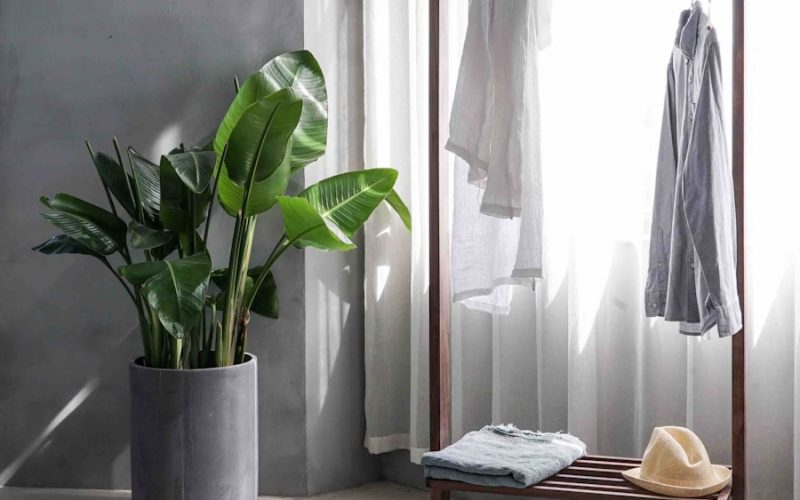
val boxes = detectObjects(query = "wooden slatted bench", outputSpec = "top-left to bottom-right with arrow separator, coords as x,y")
427,455 -> 732,500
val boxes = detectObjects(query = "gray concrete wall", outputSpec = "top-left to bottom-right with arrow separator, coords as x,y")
0,0 -> 309,494
379,451 -> 425,490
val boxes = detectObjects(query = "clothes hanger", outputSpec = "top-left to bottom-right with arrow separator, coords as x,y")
692,0 -> 714,30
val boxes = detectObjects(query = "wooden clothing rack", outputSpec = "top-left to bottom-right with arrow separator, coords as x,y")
426,0 -> 747,499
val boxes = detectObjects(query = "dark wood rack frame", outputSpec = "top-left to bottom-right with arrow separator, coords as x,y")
427,0 -> 746,498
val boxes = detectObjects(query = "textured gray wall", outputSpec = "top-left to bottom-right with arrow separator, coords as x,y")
0,0 -> 309,494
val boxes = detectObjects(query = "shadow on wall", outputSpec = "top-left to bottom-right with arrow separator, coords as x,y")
305,238 -> 381,494
0,0 -> 303,490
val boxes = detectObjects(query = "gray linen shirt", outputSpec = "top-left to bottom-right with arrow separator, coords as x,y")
645,4 -> 742,337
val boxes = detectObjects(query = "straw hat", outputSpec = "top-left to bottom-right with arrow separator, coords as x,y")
622,426 -> 731,498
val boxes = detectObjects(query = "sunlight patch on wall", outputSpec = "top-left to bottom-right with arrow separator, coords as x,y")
745,0 -> 800,348
573,242 -> 612,356
0,377 -> 100,485
375,264 -> 391,302
150,123 -> 182,159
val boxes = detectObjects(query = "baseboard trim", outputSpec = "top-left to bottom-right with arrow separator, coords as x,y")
0,481 -> 427,500
0,487 -> 130,499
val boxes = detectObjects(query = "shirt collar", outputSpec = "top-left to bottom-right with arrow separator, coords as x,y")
676,2 -> 707,60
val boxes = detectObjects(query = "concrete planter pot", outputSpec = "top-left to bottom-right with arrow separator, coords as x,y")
129,354 -> 258,500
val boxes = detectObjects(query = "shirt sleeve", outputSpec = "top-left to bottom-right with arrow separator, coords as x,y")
681,41 -> 742,336
446,0 -> 491,171
534,0 -> 552,50
645,63 -> 679,317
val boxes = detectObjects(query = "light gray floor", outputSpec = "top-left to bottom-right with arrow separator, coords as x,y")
0,481 -> 427,500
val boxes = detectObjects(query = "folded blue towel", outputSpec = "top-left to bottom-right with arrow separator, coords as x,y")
422,424 -> 586,488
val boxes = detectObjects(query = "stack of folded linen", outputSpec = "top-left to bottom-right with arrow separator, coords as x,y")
422,424 -> 586,488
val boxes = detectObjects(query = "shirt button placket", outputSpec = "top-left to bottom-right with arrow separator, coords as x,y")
688,61 -> 695,122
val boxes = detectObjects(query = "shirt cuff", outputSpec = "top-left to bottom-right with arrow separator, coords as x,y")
644,291 -> 664,317
715,303 -> 743,337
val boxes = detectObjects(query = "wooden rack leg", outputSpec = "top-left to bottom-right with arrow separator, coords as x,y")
731,0 -> 746,498
428,1 -> 451,499
430,487 -> 450,500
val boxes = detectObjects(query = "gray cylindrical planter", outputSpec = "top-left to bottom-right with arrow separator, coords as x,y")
130,354 -> 258,500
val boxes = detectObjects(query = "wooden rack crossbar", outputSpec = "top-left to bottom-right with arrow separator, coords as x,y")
430,456 -> 732,500
427,0 -> 746,499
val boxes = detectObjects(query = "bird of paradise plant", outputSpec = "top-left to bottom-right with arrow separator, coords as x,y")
34,50 -> 410,369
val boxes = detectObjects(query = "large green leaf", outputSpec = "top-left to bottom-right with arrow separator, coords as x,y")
300,169 -> 399,239
139,252 -> 211,338
259,51 -> 327,171
215,50 -> 327,173
128,147 -> 160,214
385,189 -> 412,231
226,89 -> 302,186
128,221 -> 174,250
164,151 -> 216,194
93,152 -> 136,217
247,267 -> 278,318
159,155 -> 186,231
40,193 -> 127,255
277,196 -> 354,251
119,260 -> 168,286
33,234 -> 106,261
149,238 -> 179,260
158,156 -> 211,233
216,137 -> 292,217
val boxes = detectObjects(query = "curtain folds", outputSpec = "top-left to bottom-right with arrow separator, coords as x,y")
745,2 -> 800,498
338,1 -> 798,497
450,0 -> 732,465
362,0 -> 430,462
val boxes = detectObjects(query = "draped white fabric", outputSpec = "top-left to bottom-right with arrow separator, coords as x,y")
321,1 -> 799,496
745,2 -> 800,498
451,0 -> 733,466
362,0 -> 430,461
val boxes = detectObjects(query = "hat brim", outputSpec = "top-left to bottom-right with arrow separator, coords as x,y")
622,465 -> 731,498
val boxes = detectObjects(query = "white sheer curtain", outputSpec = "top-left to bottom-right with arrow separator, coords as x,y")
351,1 -> 799,497
452,0 -> 733,462
745,2 -> 800,498
362,0 -> 430,462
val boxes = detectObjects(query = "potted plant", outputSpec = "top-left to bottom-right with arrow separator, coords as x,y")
34,50 -> 410,500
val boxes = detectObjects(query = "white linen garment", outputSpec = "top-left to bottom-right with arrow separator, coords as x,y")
449,0 -> 551,314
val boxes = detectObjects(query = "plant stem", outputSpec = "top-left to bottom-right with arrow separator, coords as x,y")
214,320 -> 224,367
186,188 -> 196,256
171,336 -> 182,369
234,312 -> 250,364
247,238 -> 285,312
229,217 -> 256,364
204,145 -> 227,246
100,257 -> 136,305
85,139 -> 118,217
220,213 -> 245,365
126,148 -> 147,225
202,303 -> 216,368
182,331 -> 193,368
149,306 -> 163,368
119,245 -> 133,266
247,224 -> 331,313
113,137 -> 138,214
133,291 -> 151,366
